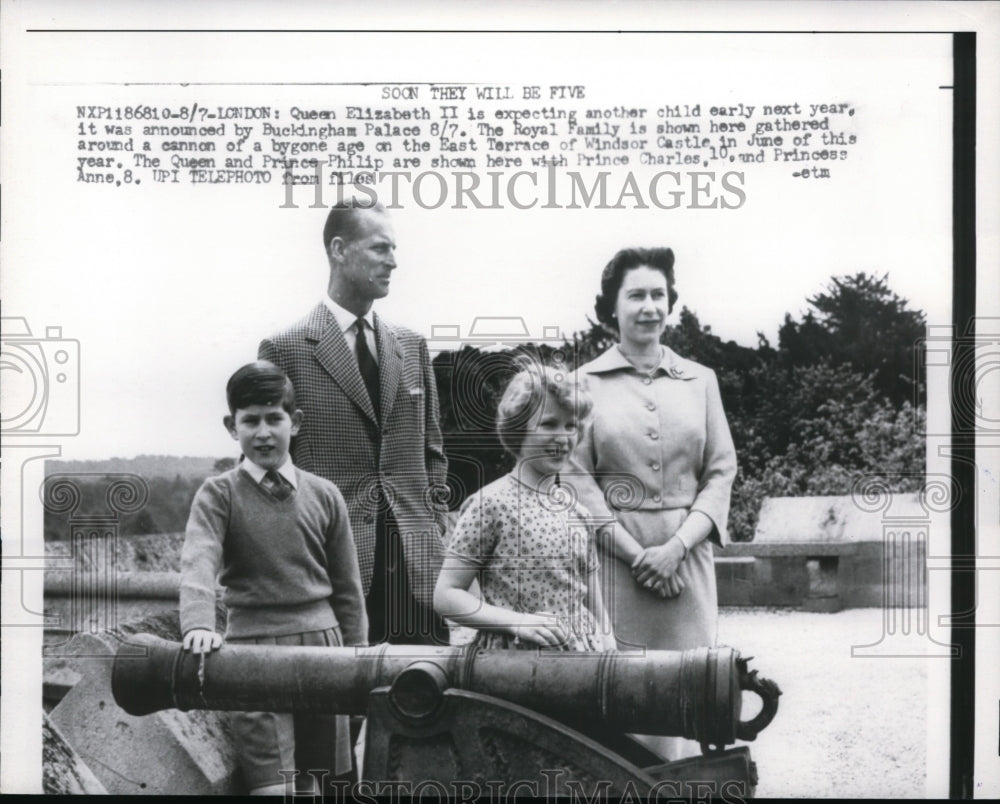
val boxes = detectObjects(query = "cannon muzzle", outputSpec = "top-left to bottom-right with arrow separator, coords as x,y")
113,634 -> 778,747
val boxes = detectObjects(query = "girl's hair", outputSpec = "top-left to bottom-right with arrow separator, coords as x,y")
496,362 -> 592,456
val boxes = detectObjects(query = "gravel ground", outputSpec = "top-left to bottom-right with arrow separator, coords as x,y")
718,607 -> 934,799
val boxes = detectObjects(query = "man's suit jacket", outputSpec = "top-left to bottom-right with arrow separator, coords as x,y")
259,303 -> 448,605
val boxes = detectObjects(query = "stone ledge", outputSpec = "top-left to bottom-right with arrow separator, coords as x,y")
720,542 -> 860,557
714,494 -> 927,609
43,712 -> 108,794
44,608 -> 241,796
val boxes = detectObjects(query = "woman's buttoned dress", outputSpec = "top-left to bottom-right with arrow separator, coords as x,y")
568,345 -> 737,651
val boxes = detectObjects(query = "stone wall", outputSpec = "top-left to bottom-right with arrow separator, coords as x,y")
716,494 -> 929,609
43,607 -> 242,795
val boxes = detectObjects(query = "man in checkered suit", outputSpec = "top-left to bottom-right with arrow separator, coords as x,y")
259,201 -> 449,645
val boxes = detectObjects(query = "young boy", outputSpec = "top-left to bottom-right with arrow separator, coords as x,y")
180,360 -> 368,796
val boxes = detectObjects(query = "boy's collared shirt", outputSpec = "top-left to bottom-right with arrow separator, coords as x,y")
241,456 -> 298,489
323,294 -> 378,364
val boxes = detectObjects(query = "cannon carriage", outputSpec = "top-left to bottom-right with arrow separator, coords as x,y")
113,634 -> 780,797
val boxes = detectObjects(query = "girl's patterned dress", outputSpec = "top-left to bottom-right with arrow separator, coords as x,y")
446,473 -> 604,651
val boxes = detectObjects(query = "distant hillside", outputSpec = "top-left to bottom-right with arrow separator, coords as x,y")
43,456 -> 240,541
45,454 -> 235,479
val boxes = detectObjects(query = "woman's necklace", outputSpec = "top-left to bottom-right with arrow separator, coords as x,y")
617,343 -> 664,375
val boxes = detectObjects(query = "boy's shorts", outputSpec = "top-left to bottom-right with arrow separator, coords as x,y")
227,626 -> 350,791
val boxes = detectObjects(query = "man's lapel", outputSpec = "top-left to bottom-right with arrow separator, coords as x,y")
374,314 -> 403,425
305,303 -> 378,424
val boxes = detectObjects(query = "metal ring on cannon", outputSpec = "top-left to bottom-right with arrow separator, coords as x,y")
388,661 -> 449,723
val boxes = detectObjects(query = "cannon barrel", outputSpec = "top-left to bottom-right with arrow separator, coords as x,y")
112,634 -> 778,746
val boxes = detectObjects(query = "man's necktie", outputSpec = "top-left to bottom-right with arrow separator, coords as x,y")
261,469 -> 292,501
354,319 -> 381,420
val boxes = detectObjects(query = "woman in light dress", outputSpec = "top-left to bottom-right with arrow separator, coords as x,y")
568,247 -> 738,759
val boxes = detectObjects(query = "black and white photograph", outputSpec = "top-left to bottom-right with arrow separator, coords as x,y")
1,1 -> 998,798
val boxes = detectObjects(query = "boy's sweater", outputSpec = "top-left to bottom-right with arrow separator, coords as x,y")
180,465 -> 368,643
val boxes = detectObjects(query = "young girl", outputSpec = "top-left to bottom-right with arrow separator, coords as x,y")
434,364 -> 616,651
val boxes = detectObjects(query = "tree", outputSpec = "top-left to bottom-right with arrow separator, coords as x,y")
213,457 -> 237,474
427,273 -> 927,539
779,272 -> 926,406
565,319 -> 615,368
726,360 -> 925,537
